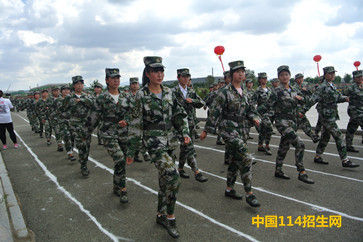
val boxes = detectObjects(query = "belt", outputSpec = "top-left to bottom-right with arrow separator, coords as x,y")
223,115 -> 244,122
103,117 -> 120,123
321,104 -> 337,109
277,113 -> 296,120
144,123 -> 172,131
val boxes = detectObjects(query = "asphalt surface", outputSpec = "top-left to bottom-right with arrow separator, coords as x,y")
2,111 -> 362,241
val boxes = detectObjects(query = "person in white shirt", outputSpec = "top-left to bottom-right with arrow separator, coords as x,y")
0,90 -> 19,149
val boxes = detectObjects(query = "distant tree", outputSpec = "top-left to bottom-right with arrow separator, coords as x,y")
246,69 -> 256,82
334,75 -> 342,84
343,74 -> 352,83
206,75 -> 215,87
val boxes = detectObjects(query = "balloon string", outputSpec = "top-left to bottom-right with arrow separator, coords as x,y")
317,63 -> 320,77
356,67 -> 359,71
218,55 -> 225,72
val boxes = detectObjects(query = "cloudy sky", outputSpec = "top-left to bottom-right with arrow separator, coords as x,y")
0,0 -> 362,91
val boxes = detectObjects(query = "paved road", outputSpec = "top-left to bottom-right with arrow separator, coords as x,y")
2,111 -> 362,241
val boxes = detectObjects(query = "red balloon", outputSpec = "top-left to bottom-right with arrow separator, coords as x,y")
354,61 -> 361,67
214,46 -> 225,55
313,55 -> 322,62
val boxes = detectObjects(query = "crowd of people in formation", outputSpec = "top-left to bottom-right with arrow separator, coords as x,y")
6,56 -> 362,239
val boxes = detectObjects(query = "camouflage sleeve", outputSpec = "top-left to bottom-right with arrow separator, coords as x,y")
116,93 -> 129,123
256,91 -> 277,114
87,96 -> 103,131
171,92 -> 190,138
204,91 -> 225,134
62,95 -> 71,111
190,91 -> 205,109
337,91 -> 347,103
126,92 -> 143,158
246,95 -> 261,123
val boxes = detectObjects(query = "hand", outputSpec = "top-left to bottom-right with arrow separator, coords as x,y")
119,120 -> 127,127
200,131 -> 207,140
41,119 -> 45,124
203,106 -> 207,110
345,97 -> 349,102
298,113 -> 304,118
126,157 -> 133,165
294,95 -> 302,100
186,98 -> 193,103
253,119 -> 260,127
75,99 -> 81,102
184,137 -> 190,144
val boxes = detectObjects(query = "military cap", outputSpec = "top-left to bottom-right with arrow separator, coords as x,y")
323,66 -> 337,74
41,89 -> 48,93
124,86 -> 129,91
223,70 -> 230,77
130,77 -> 139,84
218,78 -> 225,83
33,90 -> 40,94
245,79 -> 253,84
277,65 -> 291,75
352,70 -> 362,78
258,72 -> 267,79
272,78 -> 279,83
93,80 -> 103,88
295,73 -> 304,79
209,84 -> 214,88
72,75 -> 84,84
177,68 -> 190,76
143,56 -> 165,68
228,60 -> 246,70
213,81 -> 218,86
52,86 -> 60,91
105,68 -> 121,78
61,85 -> 70,91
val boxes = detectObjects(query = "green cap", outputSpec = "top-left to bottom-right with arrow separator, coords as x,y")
295,73 -> 304,79
258,72 -> 267,79
105,68 -> 121,78
61,85 -> 70,91
124,86 -> 129,91
209,84 -> 214,88
52,86 -> 60,91
272,78 -> 279,83
177,68 -> 190,76
223,70 -> 230,77
323,66 -> 337,74
130,77 -> 139,84
245,79 -> 253,84
72,76 -> 84,84
143,56 -> 165,68
33,90 -> 40,95
228,60 -> 246,70
93,80 -> 103,88
277,65 -> 291,75
218,78 -> 225,83
213,81 -> 218,86
41,89 -> 48,93
353,70 -> 362,78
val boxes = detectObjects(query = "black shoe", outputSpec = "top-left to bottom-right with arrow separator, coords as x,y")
312,136 -> 320,143
248,136 -> 253,139
143,153 -> 151,162
166,219 -> 179,239
265,147 -> 272,155
246,194 -> 260,207
113,187 -> 121,196
342,160 -> 360,168
314,157 -> 328,165
275,170 -> 290,179
298,173 -> 314,184
68,154 -> 76,161
134,155 -> 143,162
252,160 -> 257,165
258,146 -> 266,152
57,146 -> 63,152
179,169 -> 190,178
224,159 -> 230,165
225,189 -> 242,200
156,215 -> 168,229
272,132 -> 276,135
120,191 -> 128,203
216,139 -> 225,145
40,134 -> 43,138
32,127 -> 34,131
81,166 -> 89,177
195,172 -> 208,182
98,142 -> 103,145
195,134 -> 200,139
361,139 -> 363,144
47,140 -> 51,146
347,146 -> 359,153
196,126 -> 200,129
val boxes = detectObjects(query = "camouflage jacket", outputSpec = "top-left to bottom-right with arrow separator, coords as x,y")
254,86 -> 274,117
62,91 -> 93,125
244,88 -> 256,107
204,91 -> 217,107
127,84 -> 189,158
293,83 -> 313,114
88,90 -> 129,138
204,83 -> 260,139
344,82 -> 363,119
257,84 -> 306,124
35,98 -> 49,120
311,80 -> 347,122
46,96 -> 62,120
172,85 -> 204,128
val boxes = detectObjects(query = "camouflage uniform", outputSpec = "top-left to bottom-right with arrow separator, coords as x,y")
254,74 -> 274,148
127,79 -> 189,216
172,68 -> 206,178
47,89 -> 63,147
311,67 -> 348,162
21,95 -> 39,132
293,74 -> 320,143
36,94 -> 51,140
204,80 -> 260,194
345,70 -> 363,150
244,79 -> 256,141
62,76 -> 94,172
58,90 -> 74,155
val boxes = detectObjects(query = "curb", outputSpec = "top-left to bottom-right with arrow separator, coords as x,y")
0,150 -> 29,241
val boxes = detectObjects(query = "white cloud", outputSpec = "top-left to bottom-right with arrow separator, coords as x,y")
17,30 -> 55,47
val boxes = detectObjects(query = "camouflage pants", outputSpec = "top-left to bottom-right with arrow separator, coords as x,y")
297,115 -> 316,140
60,120 -> 73,153
315,117 -> 323,134
316,120 -> 347,161
258,116 -> 273,146
50,119 -> 62,145
152,149 -> 181,215
224,137 -> 252,193
70,122 -> 91,166
103,137 -> 127,189
346,117 -> 363,147
97,124 -> 102,144
276,120 -> 305,172
40,118 -> 52,139
178,129 -> 198,172
29,114 -> 39,132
